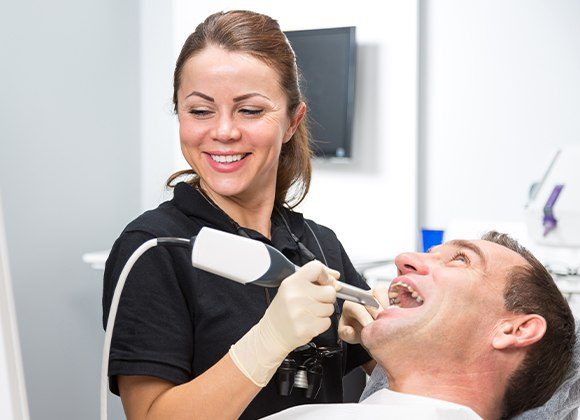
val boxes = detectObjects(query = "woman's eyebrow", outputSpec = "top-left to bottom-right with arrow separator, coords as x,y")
183,91 -> 271,103
185,91 -> 214,102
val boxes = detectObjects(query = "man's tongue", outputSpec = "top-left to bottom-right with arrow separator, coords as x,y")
398,291 -> 422,308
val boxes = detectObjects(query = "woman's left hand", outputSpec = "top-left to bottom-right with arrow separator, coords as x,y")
338,284 -> 390,344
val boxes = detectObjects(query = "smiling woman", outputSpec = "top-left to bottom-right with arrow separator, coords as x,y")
174,45 -> 304,210
168,12 -> 312,211
102,10 -> 374,420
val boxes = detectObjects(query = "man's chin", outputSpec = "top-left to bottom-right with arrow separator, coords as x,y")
376,304 -> 425,320
361,307 -> 426,350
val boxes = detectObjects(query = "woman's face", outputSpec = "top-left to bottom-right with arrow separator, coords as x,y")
176,46 -> 304,203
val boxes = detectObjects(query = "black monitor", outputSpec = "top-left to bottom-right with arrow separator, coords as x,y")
285,27 -> 357,159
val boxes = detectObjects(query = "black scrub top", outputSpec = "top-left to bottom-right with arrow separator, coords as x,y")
102,182 -> 372,419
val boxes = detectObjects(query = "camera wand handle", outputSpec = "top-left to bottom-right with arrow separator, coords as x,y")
191,227 -> 379,308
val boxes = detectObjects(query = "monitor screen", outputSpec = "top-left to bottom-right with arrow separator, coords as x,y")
285,27 -> 357,159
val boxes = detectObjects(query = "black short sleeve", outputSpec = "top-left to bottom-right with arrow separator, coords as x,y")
102,230 -> 194,394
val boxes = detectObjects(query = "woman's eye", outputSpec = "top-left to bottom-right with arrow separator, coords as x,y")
189,109 -> 213,117
239,108 -> 263,116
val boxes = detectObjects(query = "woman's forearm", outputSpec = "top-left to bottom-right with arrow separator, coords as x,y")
120,354 -> 261,420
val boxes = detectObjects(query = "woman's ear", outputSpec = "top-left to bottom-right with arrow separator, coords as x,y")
283,102 -> 306,143
492,314 -> 547,350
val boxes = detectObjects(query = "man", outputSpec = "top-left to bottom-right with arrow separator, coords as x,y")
265,232 -> 576,419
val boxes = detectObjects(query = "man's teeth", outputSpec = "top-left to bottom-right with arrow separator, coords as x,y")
210,154 -> 246,163
388,281 -> 424,306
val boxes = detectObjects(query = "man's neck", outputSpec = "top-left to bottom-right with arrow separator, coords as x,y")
384,359 -> 507,420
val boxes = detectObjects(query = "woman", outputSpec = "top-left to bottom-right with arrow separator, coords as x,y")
103,10 -> 375,419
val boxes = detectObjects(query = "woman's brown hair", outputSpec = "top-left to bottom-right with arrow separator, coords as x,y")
167,10 -> 312,208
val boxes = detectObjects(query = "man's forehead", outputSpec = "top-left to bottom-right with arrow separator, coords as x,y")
477,239 -> 529,265
431,238 -> 528,268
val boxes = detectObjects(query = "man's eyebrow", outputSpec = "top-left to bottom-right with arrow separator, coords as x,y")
448,240 -> 487,268
185,91 -> 214,102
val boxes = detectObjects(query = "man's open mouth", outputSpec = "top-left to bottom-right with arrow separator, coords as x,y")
388,280 -> 425,308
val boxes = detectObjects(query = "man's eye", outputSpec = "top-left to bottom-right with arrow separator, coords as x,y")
239,108 -> 263,116
449,252 -> 470,264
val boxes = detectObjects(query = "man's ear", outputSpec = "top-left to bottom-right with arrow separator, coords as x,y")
283,102 -> 306,143
492,314 -> 547,350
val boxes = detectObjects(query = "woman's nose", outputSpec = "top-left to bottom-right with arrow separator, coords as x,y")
394,252 -> 430,276
213,114 -> 241,142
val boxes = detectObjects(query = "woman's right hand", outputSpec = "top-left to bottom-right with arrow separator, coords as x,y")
265,260 -> 340,350
229,260 -> 340,387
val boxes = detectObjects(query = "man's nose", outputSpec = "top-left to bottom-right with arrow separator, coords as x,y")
213,114 -> 241,142
394,252 -> 430,276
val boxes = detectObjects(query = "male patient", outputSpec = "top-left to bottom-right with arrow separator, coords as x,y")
266,232 -> 576,419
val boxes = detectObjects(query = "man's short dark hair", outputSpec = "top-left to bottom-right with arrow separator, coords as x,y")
481,231 -> 576,418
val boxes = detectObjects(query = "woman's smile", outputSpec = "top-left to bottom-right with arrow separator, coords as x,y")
204,151 -> 252,173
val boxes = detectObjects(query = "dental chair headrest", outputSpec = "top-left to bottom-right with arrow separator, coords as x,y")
514,319 -> 580,420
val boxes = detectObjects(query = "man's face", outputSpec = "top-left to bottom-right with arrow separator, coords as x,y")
361,239 -> 530,364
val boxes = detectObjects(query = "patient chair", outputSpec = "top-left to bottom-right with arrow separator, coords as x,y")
360,321 -> 580,419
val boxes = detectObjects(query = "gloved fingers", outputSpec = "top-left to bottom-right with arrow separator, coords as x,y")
372,283 -> 390,310
327,267 -> 341,280
297,261 -> 340,287
367,283 -> 390,319
309,283 -> 338,304
362,284 -> 389,319
343,300 -> 374,327
315,265 -> 341,288
338,325 -> 358,344
309,301 -> 335,318
365,305 -> 381,320
311,316 -> 332,335
338,301 -> 372,345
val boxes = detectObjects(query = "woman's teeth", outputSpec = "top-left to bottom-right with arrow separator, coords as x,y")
210,153 -> 246,163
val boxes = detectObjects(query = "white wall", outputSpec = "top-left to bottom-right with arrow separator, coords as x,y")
142,0 -> 419,261
1,1 -> 139,419
141,0 -> 177,209
420,0 -> 580,230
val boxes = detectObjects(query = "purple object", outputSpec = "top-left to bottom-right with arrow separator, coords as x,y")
543,184 -> 564,237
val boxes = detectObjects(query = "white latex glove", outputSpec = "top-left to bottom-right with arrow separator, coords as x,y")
229,260 -> 340,387
338,283 -> 390,345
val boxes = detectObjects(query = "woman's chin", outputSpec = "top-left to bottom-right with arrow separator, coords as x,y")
202,179 -> 249,198
200,173 -> 274,202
